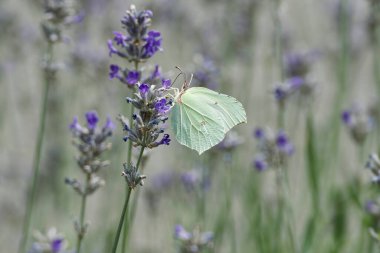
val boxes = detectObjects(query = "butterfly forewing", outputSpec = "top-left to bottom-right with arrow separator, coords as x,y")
170,87 -> 247,154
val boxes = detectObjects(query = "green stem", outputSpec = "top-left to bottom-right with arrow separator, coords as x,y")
112,146 -> 145,253
111,187 -> 132,253
121,62 -> 139,253
76,174 -> 90,253
18,42 -> 54,253
273,0 -> 284,82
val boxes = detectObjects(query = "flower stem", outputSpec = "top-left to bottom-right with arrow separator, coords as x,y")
121,62 -> 139,253
112,146 -> 145,253
18,42 -> 54,253
111,187 -> 132,253
76,174 -> 90,253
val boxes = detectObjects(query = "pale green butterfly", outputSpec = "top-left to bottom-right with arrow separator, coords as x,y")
169,72 -> 247,155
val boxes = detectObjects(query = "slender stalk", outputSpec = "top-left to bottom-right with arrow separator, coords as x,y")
18,42 -> 54,253
111,187 -> 132,253
76,174 -> 90,253
111,146 -> 145,253
273,0 -> 284,82
121,62 -> 139,253
373,2 -> 380,153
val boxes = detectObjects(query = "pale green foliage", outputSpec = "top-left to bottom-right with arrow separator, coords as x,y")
170,87 -> 247,154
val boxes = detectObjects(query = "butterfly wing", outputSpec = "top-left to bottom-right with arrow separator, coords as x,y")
170,87 -> 247,155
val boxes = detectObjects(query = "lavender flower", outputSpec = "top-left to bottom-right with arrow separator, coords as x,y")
283,51 -> 316,79
109,64 -> 121,79
273,76 -> 315,107
162,78 -> 171,89
41,0 -> 82,43
364,197 -> 380,242
126,71 -> 140,85
68,111 -> 113,179
341,103 -> 376,145
174,225 -> 214,253
119,81 -> 173,149
29,228 -> 67,253
141,30 -> 162,58
365,153 -> 380,184
253,127 -> 294,171
253,156 -> 268,172
108,5 -> 163,88
85,111 -> 99,130
67,111 -> 113,252
180,169 -> 210,192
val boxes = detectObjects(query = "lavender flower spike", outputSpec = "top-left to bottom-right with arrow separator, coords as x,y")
85,111 -> 99,130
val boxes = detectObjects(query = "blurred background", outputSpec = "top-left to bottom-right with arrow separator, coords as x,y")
1,0 -> 380,252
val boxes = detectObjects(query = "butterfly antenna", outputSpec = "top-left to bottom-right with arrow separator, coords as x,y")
172,66 -> 186,88
188,74 -> 193,88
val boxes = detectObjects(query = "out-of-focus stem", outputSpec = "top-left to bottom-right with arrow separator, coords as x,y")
76,174 -> 90,253
18,42 -> 54,253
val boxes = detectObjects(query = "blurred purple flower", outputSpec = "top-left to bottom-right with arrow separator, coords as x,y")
150,65 -> 161,79
341,110 -> 352,126
51,238 -> 63,253
276,131 -> 294,155
113,31 -> 127,46
155,98 -> 171,114
107,39 -> 118,57
142,30 -> 162,58
139,83 -> 149,95
158,133 -> 170,145
69,116 -> 82,135
174,225 -> 192,240
254,128 -> 264,139
85,111 -> 99,130
254,157 -> 268,172
103,116 -> 115,131
162,78 -> 171,89
126,71 -> 140,85
109,64 -> 120,79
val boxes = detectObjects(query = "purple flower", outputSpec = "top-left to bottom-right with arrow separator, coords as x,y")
365,200 -> 380,215
288,76 -> 305,89
107,39 -> 118,57
51,238 -> 63,253
85,111 -> 99,130
158,133 -> 170,145
150,64 -> 161,79
283,52 -> 310,78
254,157 -> 268,172
139,83 -> 150,95
155,98 -> 171,114
174,225 -> 191,240
142,30 -> 162,58
126,71 -> 140,85
113,31 -> 127,46
276,131 -> 294,155
103,116 -> 115,131
181,170 -> 200,191
274,87 -> 286,100
341,110 -> 352,125
109,64 -> 120,79
69,116 -> 82,135
254,128 -> 264,139
162,78 -> 171,89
